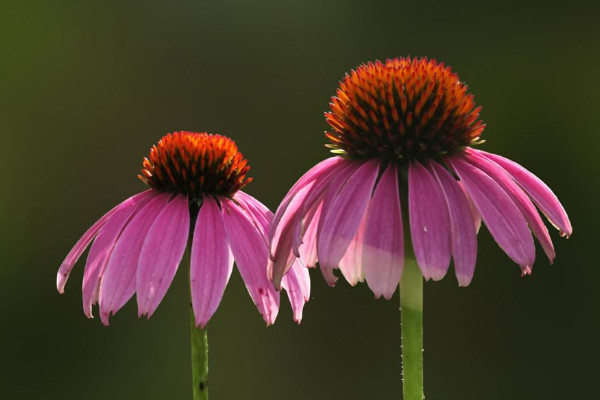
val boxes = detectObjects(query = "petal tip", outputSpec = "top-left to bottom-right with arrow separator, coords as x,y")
100,312 -> 111,326
456,276 -> 473,287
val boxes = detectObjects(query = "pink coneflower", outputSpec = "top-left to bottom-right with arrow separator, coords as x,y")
57,131 -> 309,327
269,57 -> 571,295
267,57 -> 572,399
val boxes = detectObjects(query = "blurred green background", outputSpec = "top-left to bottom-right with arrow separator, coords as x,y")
1,0 -> 598,399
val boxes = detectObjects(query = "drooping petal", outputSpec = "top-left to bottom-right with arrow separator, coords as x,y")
190,197 -> 234,328
57,203 -> 119,293
269,158 -> 358,288
81,190 -> 156,317
235,191 -> 272,237
338,209 -> 367,286
450,157 -> 535,272
475,149 -> 572,237
362,164 -> 404,299
430,161 -> 477,286
137,194 -> 190,318
268,183 -> 315,288
461,182 -> 482,233
306,160 -> 361,285
280,259 -> 311,323
317,159 -> 380,270
269,157 -> 346,244
465,151 -> 555,263
408,161 -> 452,280
237,192 -> 312,323
99,193 -> 170,325
295,159 -> 360,253
298,202 -> 322,269
222,199 -> 280,325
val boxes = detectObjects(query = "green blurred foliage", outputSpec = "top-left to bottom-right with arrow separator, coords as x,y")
1,0 -> 598,399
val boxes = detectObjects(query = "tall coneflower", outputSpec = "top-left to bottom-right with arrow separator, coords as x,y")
58,131 -> 310,400
268,57 -> 571,399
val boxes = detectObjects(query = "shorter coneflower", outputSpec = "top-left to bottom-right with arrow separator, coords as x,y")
58,131 -> 309,326
267,57 -> 572,399
57,131 -> 310,399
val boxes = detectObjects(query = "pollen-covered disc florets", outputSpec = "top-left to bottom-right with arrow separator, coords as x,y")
139,131 -> 252,198
325,57 -> 485,162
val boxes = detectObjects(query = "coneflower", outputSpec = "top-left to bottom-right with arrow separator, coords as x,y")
268,57 -> 571,399
58,131 -> 310,400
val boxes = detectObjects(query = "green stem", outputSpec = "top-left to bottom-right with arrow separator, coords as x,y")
190,307 -> 209,400
400,258 -> 424,400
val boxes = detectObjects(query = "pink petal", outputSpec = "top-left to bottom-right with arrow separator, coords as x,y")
362,164 -> 404,299
57,205 -> 117,294
306,160 -> 361,286
338,209 -> 367,286
430,161 -> 477,286
461,182 -> 482,233
317,159 -> 380,270
450,157 -> 535,272
269,157 -> 345,243
465,151 -> 555,263
237,192 -> 312,323
235,191 -> 272,237
280,259 -> 311,323
99,193 -> 170,325
190,197 -> 234,328
222,199 -> 280,325
269,182 -> 317,288
81,191 -> 156,318
269,158 -> 358,288
298,202 -> 322,269
408,161 -> 452,280
136,194 -> 190,318
475,149 -> 572,237
294,159 -> 360,253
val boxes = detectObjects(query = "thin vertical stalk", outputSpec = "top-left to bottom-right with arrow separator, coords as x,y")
186,241 -> 209,400
400,258 -> 424,400
190,306 -> 209,400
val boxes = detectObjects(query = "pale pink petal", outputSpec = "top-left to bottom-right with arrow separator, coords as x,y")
475,149 -> 572,237
294,159 -> 360,253
269,158 -> 359,288
450,157 -> 535,272
430,161 -> 477,286
465,151 -> 555,263
461,182 -> 482,233
81,190 -> 156,318
269,157 -> 345,243
306,160 -> 361,285
190,197 -> 234,328
408,161 -> 452,280
317,159 -> 380,270
280,259 -> 311,323
298,202 -> 322,269
235,191 -> 272,237
237,193 -> 312,323
99,193 -> 170,325
338,208 -> 367,286
57,206 -> 117,294
222,199 -> 280,325
136,194 -> 190,318
362,164 -> 404,299
269,182 -> 317,288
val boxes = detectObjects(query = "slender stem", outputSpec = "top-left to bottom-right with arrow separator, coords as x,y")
190,307 -> 209,400
400,258 -> 424,400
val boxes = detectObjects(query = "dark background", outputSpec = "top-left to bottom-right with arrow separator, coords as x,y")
1,1 -> 598,399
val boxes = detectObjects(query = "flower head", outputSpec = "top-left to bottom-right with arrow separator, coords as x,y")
325,57 -> 484,162
269,57 -> 571,298
58,131 -> 309,327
